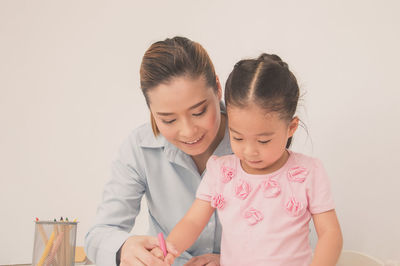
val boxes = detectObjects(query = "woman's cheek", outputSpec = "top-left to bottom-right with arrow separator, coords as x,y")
157,122 -> 176,141
205,107 -> 219,130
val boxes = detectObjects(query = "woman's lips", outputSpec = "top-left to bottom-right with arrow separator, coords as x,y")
180,134 -> 205,145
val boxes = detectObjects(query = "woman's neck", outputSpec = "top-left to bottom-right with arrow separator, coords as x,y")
192,114 -> 226,174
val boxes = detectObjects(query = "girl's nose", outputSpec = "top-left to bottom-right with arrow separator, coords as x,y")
244,143 -> 259,157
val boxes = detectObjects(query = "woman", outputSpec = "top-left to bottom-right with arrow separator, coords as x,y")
85,36 -> 232,266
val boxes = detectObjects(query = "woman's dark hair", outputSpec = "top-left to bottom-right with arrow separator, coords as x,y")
225,53 -> 299,148
140,36 -> 218,135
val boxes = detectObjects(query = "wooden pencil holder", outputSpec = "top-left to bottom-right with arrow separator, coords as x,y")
32,220 -> 78,266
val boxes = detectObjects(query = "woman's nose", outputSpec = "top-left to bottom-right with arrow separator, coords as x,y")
179,118 -> 197,138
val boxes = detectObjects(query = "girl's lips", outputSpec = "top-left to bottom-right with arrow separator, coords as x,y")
247,160 -> 262,164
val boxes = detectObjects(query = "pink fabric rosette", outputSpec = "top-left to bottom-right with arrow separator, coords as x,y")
220,165 -> 235,183
235,179 -> 251,200
243,207 -> 264,225
285,196 -> 304,216
211,194 -> 225,209
287,166 -> 308,183
262,178 -> 281,198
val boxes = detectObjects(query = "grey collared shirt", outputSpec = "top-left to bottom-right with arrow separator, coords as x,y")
85,121 -> 232,266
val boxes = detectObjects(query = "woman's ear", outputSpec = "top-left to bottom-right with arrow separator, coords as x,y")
216,76 -> 222,100
288,116 -> 299,137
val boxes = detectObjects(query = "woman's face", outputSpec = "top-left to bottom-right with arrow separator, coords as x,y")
148,76 -> 222,156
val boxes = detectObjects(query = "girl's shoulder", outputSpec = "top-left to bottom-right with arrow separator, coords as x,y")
288,151 -> 326,175
207,154 -> 238,168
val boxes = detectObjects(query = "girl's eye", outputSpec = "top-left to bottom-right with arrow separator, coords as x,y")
233,137 -> 243,141
193,107 -> 207,117
162,119 -> 176,124
258,140 -> 271,144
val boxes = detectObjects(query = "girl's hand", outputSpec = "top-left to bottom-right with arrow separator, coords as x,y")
120,235 -> 177,266
151,242 -> 179,265
184,253 -> 220,266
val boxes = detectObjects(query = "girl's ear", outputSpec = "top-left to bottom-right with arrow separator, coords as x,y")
288,116 -> 299,137
216,76 -> 222,100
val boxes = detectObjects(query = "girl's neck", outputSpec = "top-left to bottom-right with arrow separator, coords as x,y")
241,150 -> 290,175
192,114 -> 226,174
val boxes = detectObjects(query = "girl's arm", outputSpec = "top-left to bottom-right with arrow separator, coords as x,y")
310,209 -> 343,266
165,199 -> 215,262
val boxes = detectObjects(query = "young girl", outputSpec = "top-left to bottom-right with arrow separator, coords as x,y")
159,53 -> 343,266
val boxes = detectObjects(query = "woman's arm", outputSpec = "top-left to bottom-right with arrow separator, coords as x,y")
85,134 -> 170,265
310,209 -> 343,266
165,199 -> 216,263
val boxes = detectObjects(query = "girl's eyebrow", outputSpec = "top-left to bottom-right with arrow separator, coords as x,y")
156,99 -> 207,116
256,132 -> 274,136
229,127 -> 274,136
229,127 -> 242,135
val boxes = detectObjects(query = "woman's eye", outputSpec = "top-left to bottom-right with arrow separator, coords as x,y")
258,140 -> 271,144
193,107 -> 207,117
162,119 -> 176,124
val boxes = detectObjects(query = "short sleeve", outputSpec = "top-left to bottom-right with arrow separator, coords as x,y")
306,159 -> 335,214
196,155 -> 220,202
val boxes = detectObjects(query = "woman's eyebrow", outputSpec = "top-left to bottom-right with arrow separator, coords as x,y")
189,99 -> 207,110
156,99 -> 207,116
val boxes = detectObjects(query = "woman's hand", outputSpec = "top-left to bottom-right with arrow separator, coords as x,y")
120,235 -> 178,266
184,253 -> 220,266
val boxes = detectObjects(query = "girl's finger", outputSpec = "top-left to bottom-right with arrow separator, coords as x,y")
165,253 -> 176,265
165,240 -> 179,256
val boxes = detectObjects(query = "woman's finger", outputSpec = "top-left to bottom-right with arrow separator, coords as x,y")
150,247 -> 164,260
134,246 -> 169,266
130,257 -> 146,266
184,253 -> 220,266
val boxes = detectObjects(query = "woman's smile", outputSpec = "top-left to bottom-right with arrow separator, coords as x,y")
180,134 -> 205,145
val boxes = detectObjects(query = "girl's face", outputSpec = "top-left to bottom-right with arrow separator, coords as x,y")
148,76 -> 222,156
227,105 -> 298,175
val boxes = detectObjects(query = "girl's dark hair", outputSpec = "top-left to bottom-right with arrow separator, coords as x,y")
225,53 -> 299,148
140,36 -> 218,135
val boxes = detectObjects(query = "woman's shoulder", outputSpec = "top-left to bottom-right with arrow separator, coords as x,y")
116,123 -> 167,164
125,123 -> 167,149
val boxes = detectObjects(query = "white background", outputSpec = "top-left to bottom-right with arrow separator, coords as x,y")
1,0 -> 399,264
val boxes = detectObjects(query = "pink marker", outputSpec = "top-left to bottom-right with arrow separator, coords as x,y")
158,232 -> 167,257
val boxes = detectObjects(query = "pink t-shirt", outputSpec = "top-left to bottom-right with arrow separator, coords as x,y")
196,151 -> 335,266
